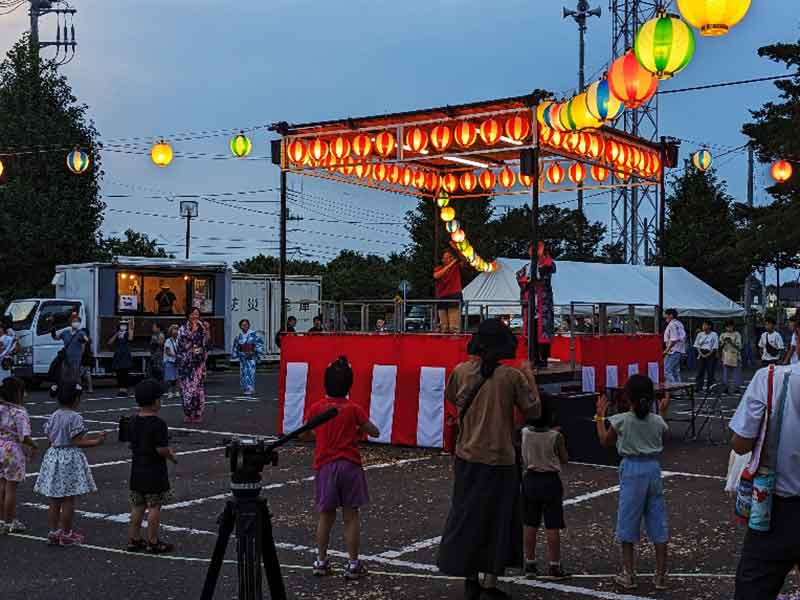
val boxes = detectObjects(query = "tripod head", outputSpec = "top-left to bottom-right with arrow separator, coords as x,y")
223,407 -> 338,489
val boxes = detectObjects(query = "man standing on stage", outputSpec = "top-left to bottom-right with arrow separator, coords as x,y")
663,309 -> 686,384
434,250 -> 463,334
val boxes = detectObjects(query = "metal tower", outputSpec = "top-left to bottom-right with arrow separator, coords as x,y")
609,0 -> 669,264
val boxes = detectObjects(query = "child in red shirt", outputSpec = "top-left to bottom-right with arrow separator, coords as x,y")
306,356 -> 379,580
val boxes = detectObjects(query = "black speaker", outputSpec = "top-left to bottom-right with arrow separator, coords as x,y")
520,148 -> 536,176
663,142 -> 680,169
270,139 -> 282,166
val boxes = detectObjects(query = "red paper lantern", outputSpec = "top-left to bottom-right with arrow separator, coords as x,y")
430,125 -> 453,152
772,160 -> 793,183
546,163 -> 565,186
591,164 -> 609,182
286,139 -> 307,164
374,131 -> 397,157
330,136 -> 351,160
387,164 -> 401,184
372,163 -> 388,182
338,155 -> 355,176
459,171 -> 478,192
405,127 -> 429,153
576,132 -> 592,156
505,114 -> 531,142
354,162 -> 370,179
325,154 -> 338,173
587,133 -> 604,159
650,152 -> 662,176
413,169 -> 426,189
568,162 -> 587,184
608,50 -> 659,109
478,169 -> 496,190
615,169 -> 630,182
308,138 -> 329,162
441,173 -> 458,193
454,121 -> 477,148
401,167 -> 414,187
615,144 -> 630,168
479,119 -> 501,145
351,134 -> 372,159
498,167 -> 516,189
564,132 -> 580,153
539,126 -> 554,146
549,129 -> 563,148
518,171 -> 533,187
605,139 -> 620,164
424,171 -> 439,192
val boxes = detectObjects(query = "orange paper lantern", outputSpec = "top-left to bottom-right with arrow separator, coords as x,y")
546,163 -> 565,186
441,173 -> 458,193
564,132 -> 581,153
615,144 -> 630,168
519,171 -> 533,187
401,167 -> 414,187
478,169 -> 496,190
308,138 -> 329,162
413,170 -> 426,189
649,152 -> 662,176
351,134 -> 372,159
587,133 -> 604,159
405,127 -> 429,153
424,171 -> 439,192
459,171 -> 478,192
549,129 -> 563,148
372,163 -> 388,182
452,229 -> 466,243
576,132 -> 592,156
771,160 -> 793,183
479,119 -> 501,145
615,170 -> 630,182
325,154 -> 338,173
286,139 -> 307,164
354,162 -> 370,179
568,162 -> 587,184
374,131 -> 397,157
539,126 -> 554,146
387,164 -> 401,184
605,139 -> 620,164
430,125 -> 453,152
331,136 -> 351,160
608,50 -> 659,109
454,121 -> 477,148
505,114 -> 531,142
338,155 -> 355,176
498,167 -> 516,189
591,164 -> 609,182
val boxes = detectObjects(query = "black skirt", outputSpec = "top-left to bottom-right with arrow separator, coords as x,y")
437,457 -> 523,577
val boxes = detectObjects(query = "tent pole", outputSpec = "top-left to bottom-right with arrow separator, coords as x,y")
528,147 -> 540,364
657,137 -> 666,334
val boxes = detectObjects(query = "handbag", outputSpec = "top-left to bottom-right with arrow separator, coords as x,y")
47,330 -> 82,382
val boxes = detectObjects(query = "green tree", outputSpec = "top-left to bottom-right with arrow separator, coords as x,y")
99,229 -> 170,259
233,253 -> 325,277
322,250 -> 409,301
661,163 -> 748,299
0,36 -> 104,300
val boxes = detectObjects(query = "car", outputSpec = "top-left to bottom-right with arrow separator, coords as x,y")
509,316 -> 524,331
405,305 -> 432,332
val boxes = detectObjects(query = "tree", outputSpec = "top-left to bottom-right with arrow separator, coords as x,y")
0,37 -> 104,300
488,205 -> 607,261
661,163 -> 749,299
233,254 -> 325,277
99,229 -> 170,259
321,250 -> 409,301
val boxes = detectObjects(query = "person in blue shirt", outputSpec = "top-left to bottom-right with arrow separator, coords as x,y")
51,314 -> 88,387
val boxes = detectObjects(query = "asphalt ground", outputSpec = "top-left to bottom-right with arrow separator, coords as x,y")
1,368 -> 795,600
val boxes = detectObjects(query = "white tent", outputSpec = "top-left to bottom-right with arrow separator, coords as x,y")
463,259 -> 745,319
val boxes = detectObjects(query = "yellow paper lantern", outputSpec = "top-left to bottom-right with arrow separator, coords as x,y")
0,159 -> 4,178
151,141 -> 173,167
452,229 -> 466,243
440,206 -> 456,222
676,0 -> 751,37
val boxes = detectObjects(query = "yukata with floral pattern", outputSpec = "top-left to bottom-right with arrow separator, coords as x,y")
0,402 -> 32,483
176,320 -> 210,421
232,329 -> 264,394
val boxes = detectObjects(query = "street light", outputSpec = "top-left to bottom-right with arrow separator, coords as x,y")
180,200 -> 199,260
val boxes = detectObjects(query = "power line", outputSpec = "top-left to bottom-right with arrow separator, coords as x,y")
659,74 -> 796,95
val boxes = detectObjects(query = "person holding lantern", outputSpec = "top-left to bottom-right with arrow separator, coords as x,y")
434,250 -> 464,334
516,241 -> 557,368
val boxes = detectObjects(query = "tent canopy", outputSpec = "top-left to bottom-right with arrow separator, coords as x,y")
463,259 -> 745,319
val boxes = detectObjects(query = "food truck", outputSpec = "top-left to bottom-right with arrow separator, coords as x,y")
5,257 -> 232,384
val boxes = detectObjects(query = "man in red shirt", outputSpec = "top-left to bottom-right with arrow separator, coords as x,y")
305,356 -> 379,580
434,250 -> 463,334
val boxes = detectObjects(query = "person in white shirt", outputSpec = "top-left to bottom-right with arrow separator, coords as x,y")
784,318 -> 799,366
729,362 -> 800,599
719,320 -> 743,394
758,317 -> 784,367
693,320 -> 719,392
662,309 -> 686,384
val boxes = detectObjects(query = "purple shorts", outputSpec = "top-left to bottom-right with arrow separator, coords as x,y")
314,459 -> 369,513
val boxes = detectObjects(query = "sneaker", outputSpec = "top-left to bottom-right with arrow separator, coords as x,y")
654,573 -> 668,591
542,564 -> 571,581
59,531 -> 85,546
344,560 -> 368,580
614,571 -> 637,590
523,561 -> 539,579
116,390 -> 129,398
47,530 -> 62,545
312,559 -> 332,577
8,519 -> 27,533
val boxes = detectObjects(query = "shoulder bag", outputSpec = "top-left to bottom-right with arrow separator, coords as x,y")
47,331 -> 81,382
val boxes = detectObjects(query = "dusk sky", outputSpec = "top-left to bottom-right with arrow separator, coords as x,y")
1,1 -> 798,279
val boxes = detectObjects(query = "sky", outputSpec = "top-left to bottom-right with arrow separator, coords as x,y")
1,1 -> 798,280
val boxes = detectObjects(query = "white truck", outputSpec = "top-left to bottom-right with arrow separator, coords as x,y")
230,273 -> 322,362
5,257 -> 233,385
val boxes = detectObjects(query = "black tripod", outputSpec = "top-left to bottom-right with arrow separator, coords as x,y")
200,408 -> 338,600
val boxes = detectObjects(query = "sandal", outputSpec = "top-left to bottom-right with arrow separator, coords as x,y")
126,538 -> 148,552
146,539 -> 175,554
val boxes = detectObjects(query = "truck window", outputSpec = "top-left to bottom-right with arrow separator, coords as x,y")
142,275 -> 188,316
5,300 -> 39,331
117,272 -> 142,313
191,277 -> 214,314
36,302 -> 82,336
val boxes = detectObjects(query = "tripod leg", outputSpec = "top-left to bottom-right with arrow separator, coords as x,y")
259,500 -> 287,600
200,501 -> 236,600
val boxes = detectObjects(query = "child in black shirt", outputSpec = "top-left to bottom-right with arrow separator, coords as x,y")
126,379 -> 177,554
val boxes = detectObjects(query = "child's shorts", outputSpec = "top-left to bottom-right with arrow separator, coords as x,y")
616,457 -> 669,544
130,489 -> 175,508
522,470 -> 565,529
314,459 -> 369,513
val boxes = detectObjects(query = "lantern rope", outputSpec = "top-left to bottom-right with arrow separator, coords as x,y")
659,73 -> 796,95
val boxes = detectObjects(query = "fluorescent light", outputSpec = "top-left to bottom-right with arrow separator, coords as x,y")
442,155 -> 490,168
402,144 -> 429,155
500,136 -> 523,146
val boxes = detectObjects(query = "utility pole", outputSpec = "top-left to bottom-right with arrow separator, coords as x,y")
180,201 -> 199,260
743,144 -> 754,351
27,0 -> 77,62
564,0 -> 601,254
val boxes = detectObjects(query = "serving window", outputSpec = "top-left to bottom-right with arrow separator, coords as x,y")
115,272 -> 214,316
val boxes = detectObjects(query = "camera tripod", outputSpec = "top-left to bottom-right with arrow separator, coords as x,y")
199,407 -> 338,600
